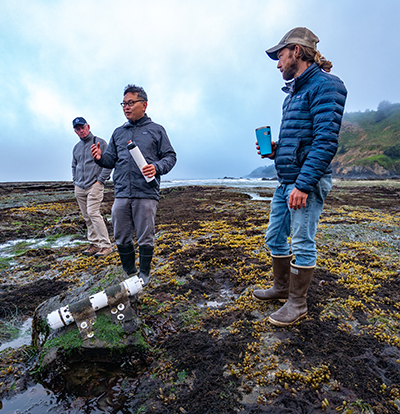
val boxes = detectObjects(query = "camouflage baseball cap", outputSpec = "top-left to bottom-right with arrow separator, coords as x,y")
266,27 -> 319,60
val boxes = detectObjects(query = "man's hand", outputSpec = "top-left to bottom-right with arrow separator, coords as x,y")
256,141 -> 277,159
289,188 -> 308,210
142,164 -> 156,178
91,143 -> 101,160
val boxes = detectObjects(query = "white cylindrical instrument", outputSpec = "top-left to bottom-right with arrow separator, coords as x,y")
46,275 -> 143,330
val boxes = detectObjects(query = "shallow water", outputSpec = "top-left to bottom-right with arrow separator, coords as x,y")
0,384 -> 59,414
245,192 -> 273,201
0,318 -> 32,352
0,236 -> 86,259
0,378 -> 127,414
1,356 -> 146,413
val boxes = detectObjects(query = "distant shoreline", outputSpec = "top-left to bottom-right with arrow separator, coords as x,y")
1,177 -> 400,184
0,178 -> 400,193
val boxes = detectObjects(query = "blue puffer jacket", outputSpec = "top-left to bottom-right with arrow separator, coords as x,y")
96,115 -> 176,200
275,63 -> 347,193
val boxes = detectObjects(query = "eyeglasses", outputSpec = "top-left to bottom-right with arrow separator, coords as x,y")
120,100 -> 145,108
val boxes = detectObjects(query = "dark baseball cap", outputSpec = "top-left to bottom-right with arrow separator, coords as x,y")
72,117 -> 87,128
266,27 -> 319,60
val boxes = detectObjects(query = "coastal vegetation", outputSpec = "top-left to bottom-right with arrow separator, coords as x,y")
0,182 -> 399,413
334,101 -> 400,177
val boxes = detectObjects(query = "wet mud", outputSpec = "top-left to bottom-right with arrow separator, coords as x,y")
1,181 -> 400,413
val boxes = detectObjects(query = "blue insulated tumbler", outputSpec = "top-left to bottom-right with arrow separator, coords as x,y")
255,126 -> 272,156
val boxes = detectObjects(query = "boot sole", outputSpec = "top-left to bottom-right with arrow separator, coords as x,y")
268,312 -> 307,327
252,293 -> 287,303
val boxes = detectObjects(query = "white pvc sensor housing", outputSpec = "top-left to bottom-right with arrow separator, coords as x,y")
46,276 -> 143,330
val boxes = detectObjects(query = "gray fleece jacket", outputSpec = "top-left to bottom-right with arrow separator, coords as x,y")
72,132 -> 112,189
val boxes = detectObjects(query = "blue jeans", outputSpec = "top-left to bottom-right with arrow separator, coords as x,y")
265,175 -> 332,267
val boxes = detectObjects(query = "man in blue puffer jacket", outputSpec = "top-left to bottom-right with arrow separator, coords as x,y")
253,27 -> 347,326
91,84 -> 176,287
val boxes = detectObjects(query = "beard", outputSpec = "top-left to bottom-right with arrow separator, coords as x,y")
282,55 -> 298,81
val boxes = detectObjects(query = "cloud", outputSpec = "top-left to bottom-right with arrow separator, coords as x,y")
1,0 -> 400,181
24,78 -> 77,131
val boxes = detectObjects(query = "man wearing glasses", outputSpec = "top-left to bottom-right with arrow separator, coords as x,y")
72,117 -> 113,257
91,85 -> 176,286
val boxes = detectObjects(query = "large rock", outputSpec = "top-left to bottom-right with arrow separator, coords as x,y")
331,161 -> 399,179
31,266 -> 149,374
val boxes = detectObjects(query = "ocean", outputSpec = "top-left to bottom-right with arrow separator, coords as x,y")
160,177 -> 278,189
160,178 -> 278,201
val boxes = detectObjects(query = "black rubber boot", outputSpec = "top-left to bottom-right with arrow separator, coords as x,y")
117,243 -> 138,276
139,245 -> 154,287
253,254 -> 292,303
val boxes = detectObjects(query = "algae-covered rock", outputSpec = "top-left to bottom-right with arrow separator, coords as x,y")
32,265 -> 149,373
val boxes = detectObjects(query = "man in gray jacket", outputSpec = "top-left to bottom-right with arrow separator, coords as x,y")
91,85 -> 176,286
72,117 -> 113,257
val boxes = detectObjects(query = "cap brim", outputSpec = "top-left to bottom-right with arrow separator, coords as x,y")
265,43 -> 285,60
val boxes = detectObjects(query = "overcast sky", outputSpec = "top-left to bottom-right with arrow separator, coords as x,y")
1,0 -> 399,182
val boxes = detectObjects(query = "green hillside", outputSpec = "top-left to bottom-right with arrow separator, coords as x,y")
333,101 -> 400,177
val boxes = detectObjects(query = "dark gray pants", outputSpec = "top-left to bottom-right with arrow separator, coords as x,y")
111,198 -> 158,247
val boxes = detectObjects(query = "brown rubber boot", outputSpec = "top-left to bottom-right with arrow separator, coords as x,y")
268,261 -> 315,327
253,254 -> 292,303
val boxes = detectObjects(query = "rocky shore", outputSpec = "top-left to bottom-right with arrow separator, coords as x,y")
0,181 -> 400,413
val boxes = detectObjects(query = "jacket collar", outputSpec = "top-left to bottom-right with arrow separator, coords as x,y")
82,132 -> 94,142
123,114 -> 151,128
282,63 -> 320,95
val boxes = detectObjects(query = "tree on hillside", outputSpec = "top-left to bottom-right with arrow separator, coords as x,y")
375,100 -> 400,123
